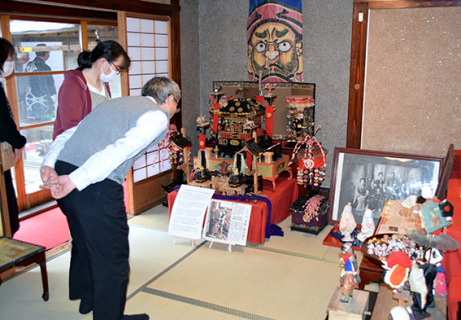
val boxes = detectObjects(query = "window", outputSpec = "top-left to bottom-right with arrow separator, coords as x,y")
9,19 -> 120,198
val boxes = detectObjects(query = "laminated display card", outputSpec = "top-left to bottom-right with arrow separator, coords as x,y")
203,199 -> 252,246
168,185 -> 215,240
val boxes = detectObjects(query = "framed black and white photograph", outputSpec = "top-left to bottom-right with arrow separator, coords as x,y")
328,148 -> 444,225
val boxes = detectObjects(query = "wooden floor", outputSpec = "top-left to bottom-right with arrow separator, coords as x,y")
370,284 -> 446,320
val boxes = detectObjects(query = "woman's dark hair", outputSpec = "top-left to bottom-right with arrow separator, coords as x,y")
77,40 -> 130,71
0,38 -> 15,71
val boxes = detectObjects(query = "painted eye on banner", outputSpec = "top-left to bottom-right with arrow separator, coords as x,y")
278,41 -> 292,52
255,42 -> 266,53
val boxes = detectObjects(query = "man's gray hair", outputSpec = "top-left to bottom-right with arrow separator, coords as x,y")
141,76 -> 181,104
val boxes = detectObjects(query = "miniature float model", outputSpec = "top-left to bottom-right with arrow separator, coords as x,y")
286,95 -> 315,141
189,82 -> 302,194
209,94 -> 265,156
168,128 -> 192,184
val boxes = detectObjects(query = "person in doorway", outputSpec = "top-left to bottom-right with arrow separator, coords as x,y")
0,38 -> 26,236
40,76 -> 181,320
53,40 -> 130,139
15,52 -> 30,123
25,43 -> 57,122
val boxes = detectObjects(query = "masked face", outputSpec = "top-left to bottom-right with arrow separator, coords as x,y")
1,60 -> 15,78
99,60 -> 118,83
248,23 -> 302,82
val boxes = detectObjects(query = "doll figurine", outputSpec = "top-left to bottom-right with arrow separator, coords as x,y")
339,203 -> 357,242
357,208 -> 375,242
409,249 -> 440,320
339,243 -> 361,303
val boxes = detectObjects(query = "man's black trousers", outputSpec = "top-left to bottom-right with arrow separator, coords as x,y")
56,160 -> 130,320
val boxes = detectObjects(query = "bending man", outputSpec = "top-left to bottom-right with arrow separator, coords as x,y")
40,76 -> 180,320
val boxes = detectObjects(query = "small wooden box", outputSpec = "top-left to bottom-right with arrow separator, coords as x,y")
289,188 -> 330,235
327,286 -> 369,320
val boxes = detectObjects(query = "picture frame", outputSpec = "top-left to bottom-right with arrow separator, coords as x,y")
328,147 -> 444,225
212,81 -> 315,140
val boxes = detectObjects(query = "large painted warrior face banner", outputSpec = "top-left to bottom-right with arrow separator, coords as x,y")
247,0 -> 303,82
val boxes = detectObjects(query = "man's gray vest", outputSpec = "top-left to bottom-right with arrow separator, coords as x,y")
57,96 -> 170,184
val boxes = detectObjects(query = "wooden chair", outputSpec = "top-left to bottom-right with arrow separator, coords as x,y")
0,141 -> 49,301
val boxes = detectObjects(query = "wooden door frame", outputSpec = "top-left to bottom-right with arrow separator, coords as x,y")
1,0 -> 181,214
118,7 -> 182,214
346,0 -> 461,149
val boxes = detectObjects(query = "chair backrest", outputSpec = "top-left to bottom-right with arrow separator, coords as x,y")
0,140 -> 10,237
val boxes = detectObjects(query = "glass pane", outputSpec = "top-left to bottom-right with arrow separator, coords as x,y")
87,25 -> 118,49
87,25 -> 122,98
10,20 -> 80,72
21,126 -> 54,194
16,74 -> 63,125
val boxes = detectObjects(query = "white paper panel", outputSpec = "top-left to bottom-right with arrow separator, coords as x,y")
127,18 -> 140,32
133,155 -> 146,169
148,164 -> 160,177
130,61 -> 142,74
160,160 -> 171,172
140,19 -> 154,33
143,74 -> 155,84
141,33 -> 155,47
160,148 -> 169,160
141,47 -> 155,59
155,48 -> 168,60
147,150 -> 157,165
133,168 -> 147,182
156,61 -> 168,73
127,32 -> 140,46
155,21 -> 167,34
129,75 -> 143,88
128,46 -> 141,60
130,88 -> 141,96
142,61 -> 155,74
155,34 -> 168,47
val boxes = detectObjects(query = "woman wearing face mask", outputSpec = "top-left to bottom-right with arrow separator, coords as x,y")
0,38 -> 26,236
53,40 -> 130,139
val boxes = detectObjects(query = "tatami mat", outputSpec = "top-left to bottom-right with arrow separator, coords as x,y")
129,204 -> 170,230
145,243 -> 340,320
125,292 -> 245,320
0,251 -> 85,320
124,224 -> 199,295
1,205 -> 374,320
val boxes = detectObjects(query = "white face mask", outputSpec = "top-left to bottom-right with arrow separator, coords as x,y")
99,61 -> 118,82
1,61 -> 15,78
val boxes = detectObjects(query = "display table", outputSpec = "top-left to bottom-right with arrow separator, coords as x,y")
358,256 -> 383,290
370,284 -> 446,320
0,237 -> 49,301
327,286 -> 370,320
168,176 -> 298,245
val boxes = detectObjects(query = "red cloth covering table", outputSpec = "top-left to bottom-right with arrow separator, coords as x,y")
168,176 -> 298,245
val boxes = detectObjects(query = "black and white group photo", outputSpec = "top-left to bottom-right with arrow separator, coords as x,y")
331,151 -> 442,225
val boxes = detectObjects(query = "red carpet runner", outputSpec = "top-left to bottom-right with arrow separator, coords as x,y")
13,207 -> 70,250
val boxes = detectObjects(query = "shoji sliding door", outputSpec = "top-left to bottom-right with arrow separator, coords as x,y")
118,13 -> 175,214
